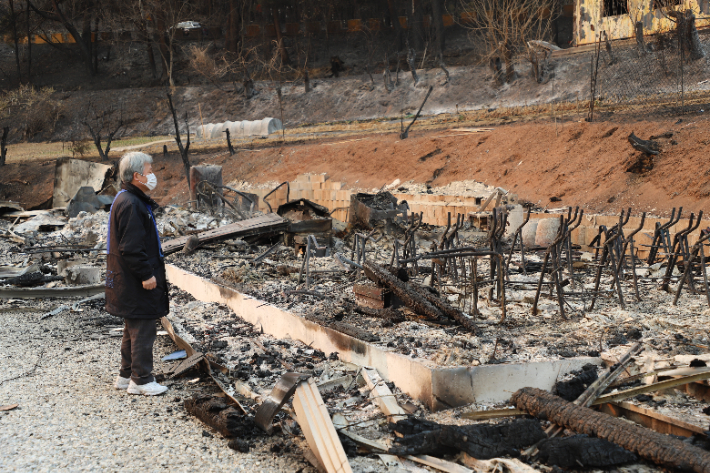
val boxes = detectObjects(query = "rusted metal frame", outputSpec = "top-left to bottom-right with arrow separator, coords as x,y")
398,247 -> 492,264
439,212 -> 453,275
662,212 -> 697,291
701,241 -> 710,307
588,225 -> 610,311
505,207 -> 531,279
590,225 -> 607,261
603,224 -> 627,309
471,257 -> 479,315
410,212 -> 423,275
490,209 -> 507,300
612,208 -> 631,275
682,211 -> 703,293
673,231 -> 710,305
445,213 -> 462,281
298,237 -> 313,288
647,207 -> 680,264
549,244 -> 567,320
531,216 -> 566,315
563,207 -> 579,288
195,180 -> 247,219
560,207 -> 583,291
456,214 -> 467,282
619,212 -> 646,302
262,181 -> 290,213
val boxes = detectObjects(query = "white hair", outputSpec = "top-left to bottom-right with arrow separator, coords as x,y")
119,152 -> 153,183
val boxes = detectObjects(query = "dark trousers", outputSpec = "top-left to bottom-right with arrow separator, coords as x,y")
119,318 -> 157,385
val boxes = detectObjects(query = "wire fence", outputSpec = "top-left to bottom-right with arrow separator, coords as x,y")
589,29 -> 710,119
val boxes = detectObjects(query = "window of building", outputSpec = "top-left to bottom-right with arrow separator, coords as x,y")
602,0 -> 629,17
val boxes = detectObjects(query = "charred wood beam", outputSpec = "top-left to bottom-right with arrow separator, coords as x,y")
364,261 -> 444,320
389,417 -> 546,459
512,387 -> 710,473
0,126 -> 8,166
410,282 -> 477,334
538,435 -> 637,469
184,395 -> 260,443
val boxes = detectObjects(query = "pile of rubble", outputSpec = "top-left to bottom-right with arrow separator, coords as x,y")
2,161 -> 710,472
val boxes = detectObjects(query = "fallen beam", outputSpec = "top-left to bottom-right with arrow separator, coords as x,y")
363,261 -> 445,320
592,368 -> 710,405
512,387 -> 710,473
0,284 -> 105,299
598,401 -> 707,437
161,213 -> 288,255
292,378 -> 353,473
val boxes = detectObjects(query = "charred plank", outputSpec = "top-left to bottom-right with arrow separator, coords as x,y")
184,395 -> 261,446
389,417 -> 546,459
512,387 -> 710,473
538,435 -> 637,468
364,262 -> 444,320
411,282 -> 477,334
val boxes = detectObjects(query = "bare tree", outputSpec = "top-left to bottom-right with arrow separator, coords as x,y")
460,0 -> 558,83
0,127 -> 9,166
29,0 -> 100,76
82,102 -> 124,161
166,93 -> 191,186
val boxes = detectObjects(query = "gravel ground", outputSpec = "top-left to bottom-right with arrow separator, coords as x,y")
0,301 -> 316,473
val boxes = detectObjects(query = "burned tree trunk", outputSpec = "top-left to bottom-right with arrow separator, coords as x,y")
0,127 -> 8,166
635,22 -> 646,54
224,128 -> 235,155
538,436 -> 637,469
670,9 -> 705,60
512,387 -> 710,473
271,7 -> 290,66
8,0 -> 22,83
389,417 -> 546,459
407,48 -> 420,85
167,93 -> 191,187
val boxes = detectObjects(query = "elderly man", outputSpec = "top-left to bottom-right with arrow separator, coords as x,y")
106,152 -> 169,396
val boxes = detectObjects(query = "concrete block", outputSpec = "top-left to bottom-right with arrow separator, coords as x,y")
65,265 -> 101,285
535,218 -> 561,246
330,182 -> 343,190
310,174 -> 327,183
506,205 -> 525,238
313,190 -> 323,200
522,220 -> 539,246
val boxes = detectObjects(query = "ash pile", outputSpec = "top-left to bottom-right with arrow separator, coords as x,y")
3,163 -> 710,472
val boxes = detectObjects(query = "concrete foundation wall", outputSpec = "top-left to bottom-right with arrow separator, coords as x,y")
166,264 -> 599,410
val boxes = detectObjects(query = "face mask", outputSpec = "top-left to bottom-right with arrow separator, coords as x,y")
144,173 -> 158,191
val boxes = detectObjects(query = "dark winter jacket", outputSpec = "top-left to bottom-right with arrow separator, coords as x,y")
105,182 -> 169,319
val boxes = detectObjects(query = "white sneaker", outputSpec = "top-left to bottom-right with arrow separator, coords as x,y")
126,380 -> 168,396
114,376 -> 131,390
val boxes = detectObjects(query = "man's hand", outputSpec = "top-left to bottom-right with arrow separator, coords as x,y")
142,276 -> 157,290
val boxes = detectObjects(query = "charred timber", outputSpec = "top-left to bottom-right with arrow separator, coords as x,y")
411,283 -> 477,334
538,435 -> 637,468
364,262 -> 445,320
512,387 -> 710,473
389,417 -> 546,459
184,396 -> 261,450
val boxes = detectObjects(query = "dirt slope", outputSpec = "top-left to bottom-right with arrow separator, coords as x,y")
206,113 -> 710,217
2,114 -> 708,217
